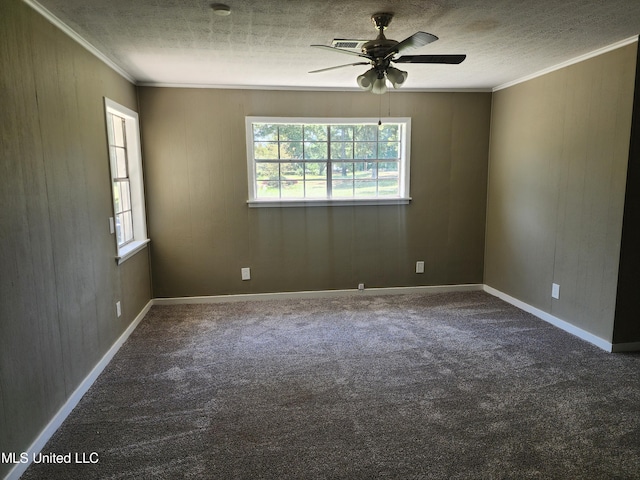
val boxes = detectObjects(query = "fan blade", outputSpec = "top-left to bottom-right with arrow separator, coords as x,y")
309,62 -> 370,74
383,31 -> 438,58
394,54 -> 467,64
311,44 -> 370,59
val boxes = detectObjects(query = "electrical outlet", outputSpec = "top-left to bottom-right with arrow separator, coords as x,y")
416,261 -> 425,274
552,283 -> 560,299
241,267 -> 251,281
358,283 -> 365,290
116,301 -> 122,317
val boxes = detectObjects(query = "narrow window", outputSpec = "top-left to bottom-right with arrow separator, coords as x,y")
107,112 -> 134,247
105,98 -> 149,263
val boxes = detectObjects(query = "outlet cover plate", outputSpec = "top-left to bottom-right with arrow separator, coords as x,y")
241,267 -> 251,281
552,283 -> 560,299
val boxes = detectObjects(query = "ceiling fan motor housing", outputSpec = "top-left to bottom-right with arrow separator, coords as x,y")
362,12 -> 398,59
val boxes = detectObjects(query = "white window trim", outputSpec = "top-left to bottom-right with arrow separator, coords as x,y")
104,98 -> 149,264
245,117 -> 412,207
116,238 -> 151,264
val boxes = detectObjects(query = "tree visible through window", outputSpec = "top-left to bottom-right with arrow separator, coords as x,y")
246,118 -> 411,206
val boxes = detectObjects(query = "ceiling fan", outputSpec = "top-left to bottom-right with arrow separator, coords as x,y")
310,12 -> 466,94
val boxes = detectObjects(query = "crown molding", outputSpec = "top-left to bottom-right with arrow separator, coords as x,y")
23,0 -> 137,84
493,35 -> 639,92
135,82 -> 492,93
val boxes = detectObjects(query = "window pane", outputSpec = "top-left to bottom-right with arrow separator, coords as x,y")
109,146 -> 117,165
379,162 -> 399,177
330,125 -> 353,141
256,180 -> 280,198
378,124 -> 399,141
279,125 -> 303,141
354,180 -> 377,197
280,162 -> 304,180
256,163 -> 279,181
121,210 -> 134,244
114,147 -> 128,178
111,115 -> 126,147
332,162 -> 353,179
254,142 -> 279,159
305,181 -> 327,198
116,211 -> 133,246
353,162 -> 376,180
332,180 -> 354,197
281,181 -> 303,198
107,114 -> 115,145
280,142 -> 304,159
354,125 -> 377,141
330,142 -> 353,160
304,125 -> 328,141
378,179 -> 399,196
115,213 -> 124,244
305,162 -> 327,180
112,183 -> 121,213
253,124 -> 278,141
304,142 -> 328,160
378,142 -> 399,159
354,142 -> 377,160
119,180 -> 131,211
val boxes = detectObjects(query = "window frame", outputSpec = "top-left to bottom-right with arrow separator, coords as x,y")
104,98 -> 150,264
245,117 -> 412,207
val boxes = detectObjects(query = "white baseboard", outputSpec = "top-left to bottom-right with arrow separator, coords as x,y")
4,300 -> 153,480
152,284 -> 485,305
482,285 -> 613,352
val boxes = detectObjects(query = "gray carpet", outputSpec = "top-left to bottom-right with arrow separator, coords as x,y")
21,291 -> 640,479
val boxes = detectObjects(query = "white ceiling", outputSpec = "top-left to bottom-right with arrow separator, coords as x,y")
28,0 -> 640,91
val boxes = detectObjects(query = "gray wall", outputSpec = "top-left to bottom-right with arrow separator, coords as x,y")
137,88 -> 492,297
0,0 -> 152,476
485,43 -> 637,342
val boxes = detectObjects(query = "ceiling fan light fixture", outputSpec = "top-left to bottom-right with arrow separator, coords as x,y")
386,67 -> 408,88
357,68 -> 378,91
372,77 -> 388,95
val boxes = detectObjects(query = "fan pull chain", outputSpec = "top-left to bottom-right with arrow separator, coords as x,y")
378,90 -> 391,126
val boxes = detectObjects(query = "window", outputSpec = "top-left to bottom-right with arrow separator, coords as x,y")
105,98 -> 149,263
245,117 -> 411,207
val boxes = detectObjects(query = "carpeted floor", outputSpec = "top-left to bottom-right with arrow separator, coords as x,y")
21,291 -> 640,479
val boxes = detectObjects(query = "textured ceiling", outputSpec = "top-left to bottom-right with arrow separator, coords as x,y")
29,0 -> 640,91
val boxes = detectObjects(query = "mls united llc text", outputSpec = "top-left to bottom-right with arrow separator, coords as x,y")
2,452 -> 99,464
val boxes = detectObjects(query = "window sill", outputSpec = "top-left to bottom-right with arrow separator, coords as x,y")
116,239 -> 150,265
247,198 -> 411,208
